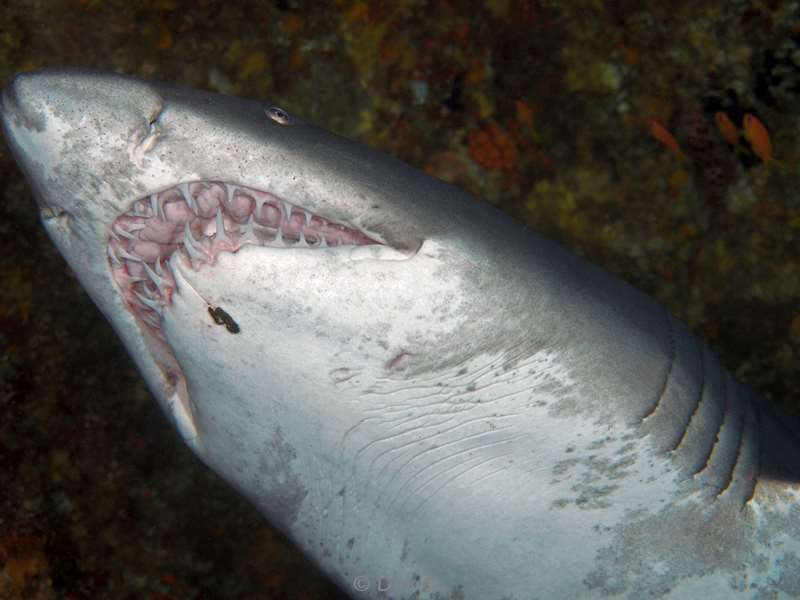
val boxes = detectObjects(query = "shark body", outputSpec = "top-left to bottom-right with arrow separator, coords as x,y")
2,69 -> 800,600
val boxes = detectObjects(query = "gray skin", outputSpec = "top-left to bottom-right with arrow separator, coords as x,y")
2,69 -> 800,600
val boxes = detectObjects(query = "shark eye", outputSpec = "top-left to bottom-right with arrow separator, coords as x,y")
266,105 -> 293,125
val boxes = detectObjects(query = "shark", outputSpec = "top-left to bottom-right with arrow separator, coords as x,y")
2,68 -> 799,600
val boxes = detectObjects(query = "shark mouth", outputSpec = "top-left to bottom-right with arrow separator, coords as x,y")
108,181 -> 381,336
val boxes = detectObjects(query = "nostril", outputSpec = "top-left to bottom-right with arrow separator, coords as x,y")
41,206 -> 70,222
132,112 -> 162,165
147,106 -> 163,132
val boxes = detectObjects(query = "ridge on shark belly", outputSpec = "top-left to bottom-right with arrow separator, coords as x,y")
2,69 -> 799,600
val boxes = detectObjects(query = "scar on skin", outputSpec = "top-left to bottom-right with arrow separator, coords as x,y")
208,306 -> 240,334
386,351 -> 411,370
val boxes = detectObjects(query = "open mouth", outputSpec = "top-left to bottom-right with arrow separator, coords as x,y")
108,181 -> 382,336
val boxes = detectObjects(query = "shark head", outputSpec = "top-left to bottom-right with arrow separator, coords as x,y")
2,70 -> 426,438
3,69 -> 575,590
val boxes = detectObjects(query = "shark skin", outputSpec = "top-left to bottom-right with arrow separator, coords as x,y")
2,68 -> 800,600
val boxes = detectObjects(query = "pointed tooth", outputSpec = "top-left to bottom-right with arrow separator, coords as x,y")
183,221 -> 206,261
141,311 -> 162,328
154,258 -> 178,291
224,183 -> 235,205
303,209 -> 311,226
178,182 -> 197,212
117,246 -> 143,262
130,295 -> 144,310
241,214 -> 259,244
281,200 -> 293,223
113,223 -> 138,240
142,282 -> 160,299
152,193 -> 165,220
318,235 -> 328,248
254,192 -> 267,214
134,291 -> 163,315
274,226 -> 283,245
297,230 -> 308,247
214,209 -> 230,243
142,261 -> 169,296
108,244 -> 122,267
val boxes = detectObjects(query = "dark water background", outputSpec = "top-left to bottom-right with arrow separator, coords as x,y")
0,1 -> 798,598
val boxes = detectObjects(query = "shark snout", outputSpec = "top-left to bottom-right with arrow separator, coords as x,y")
1,76 -> 20,122
1,71 -> 51,134
1,72 -> 58,218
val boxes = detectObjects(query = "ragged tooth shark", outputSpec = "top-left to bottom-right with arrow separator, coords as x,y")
2,68 -> 799,600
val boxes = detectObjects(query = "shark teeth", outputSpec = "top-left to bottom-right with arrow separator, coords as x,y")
142,260 -> 171,297
150,194 -> 165,220
133,290 -> 163,315
108,243 -> 122,267
212,209 -> 231,251
240,214 -> 259,245
183,221 -> 206,262
113,223 -> 138,240
109,180 -> 382,332
178,182 -> 197,212
117,246 -> 143,262
281,200 -> 293,223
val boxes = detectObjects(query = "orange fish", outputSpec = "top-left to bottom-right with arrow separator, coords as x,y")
714,111 -> 743,150
646,119 -> 684,161
743,113 -> 791,169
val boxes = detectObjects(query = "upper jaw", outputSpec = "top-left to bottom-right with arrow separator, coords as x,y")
107,179 -> 390,339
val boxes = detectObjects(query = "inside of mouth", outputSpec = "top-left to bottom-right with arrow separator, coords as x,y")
108,181 -> 381,335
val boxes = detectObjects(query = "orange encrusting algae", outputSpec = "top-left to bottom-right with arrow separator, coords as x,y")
468,122 -> 518,171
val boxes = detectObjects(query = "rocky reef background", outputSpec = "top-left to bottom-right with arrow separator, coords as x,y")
0,1 -> 798,598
